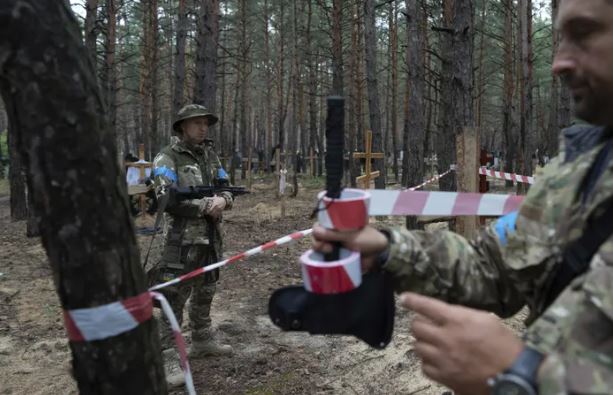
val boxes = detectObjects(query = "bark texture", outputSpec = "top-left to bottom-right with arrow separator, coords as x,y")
173,0 -> 188,115
331,0 -> 343,96
437,0 -> 455,192
193,0 -> 220,114
6,109 -> 27,221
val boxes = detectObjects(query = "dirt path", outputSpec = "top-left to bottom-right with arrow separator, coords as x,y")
0,178 -> 523,394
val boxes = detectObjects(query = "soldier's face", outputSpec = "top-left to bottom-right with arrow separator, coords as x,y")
181,117 -> 209,145
553,0 -> 613,126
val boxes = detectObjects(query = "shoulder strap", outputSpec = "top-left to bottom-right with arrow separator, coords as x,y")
543,199 -> 613,309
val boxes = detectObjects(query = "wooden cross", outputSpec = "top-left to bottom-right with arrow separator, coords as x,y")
353,130 -> 384,189
126,144 -> 153,215
306,147 -> 318,177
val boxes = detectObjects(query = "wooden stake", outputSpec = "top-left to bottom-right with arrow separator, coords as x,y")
279,168 -> 287,217
456,128 -> 479,238
275,148 -> 280,198
306,147 -> 317,177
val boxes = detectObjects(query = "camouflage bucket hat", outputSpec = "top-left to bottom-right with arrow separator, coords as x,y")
172,104 -> 219,134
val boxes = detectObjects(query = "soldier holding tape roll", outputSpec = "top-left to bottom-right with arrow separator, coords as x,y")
151,104 -> 233,386
313,0 -> 613,394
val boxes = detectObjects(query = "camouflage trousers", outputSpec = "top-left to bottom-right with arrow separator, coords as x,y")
154,244 -> 220,350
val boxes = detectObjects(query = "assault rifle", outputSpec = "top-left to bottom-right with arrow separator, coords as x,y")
165,185 -> 249,206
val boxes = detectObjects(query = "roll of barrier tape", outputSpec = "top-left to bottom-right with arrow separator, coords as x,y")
301,248 -> 361,294
317,188 -> 370,231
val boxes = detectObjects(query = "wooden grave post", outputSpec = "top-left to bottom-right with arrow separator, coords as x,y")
125,143 -> 153,216
456,127 -> 479,238
353,130 -> 384,189
274,148 -> 280,198
306,147 -> 318,177
279,168 -> 287,217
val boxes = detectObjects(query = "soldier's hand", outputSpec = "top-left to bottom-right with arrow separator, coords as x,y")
400,292 -> 524,395
312,224 -> 389,272
204,196 -> 226,220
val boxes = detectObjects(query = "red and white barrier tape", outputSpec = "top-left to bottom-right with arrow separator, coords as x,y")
368,189 -> 523,216
479,167 -> 535,185
149,229 -> 314,292
151,292 -> 196,395
64,291 -> 195,395
61,186 -> 524,390
317,189 -> 370,231
63,292 -> 153,342
409,168 -> 454,191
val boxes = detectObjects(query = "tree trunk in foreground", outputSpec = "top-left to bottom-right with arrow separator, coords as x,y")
0,2 -> 165,393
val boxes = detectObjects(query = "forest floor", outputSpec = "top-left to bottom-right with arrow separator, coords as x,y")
0,175 -> 527,395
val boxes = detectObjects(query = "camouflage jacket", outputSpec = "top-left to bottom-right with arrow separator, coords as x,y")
383,125 -> 613,393
153,140 -> 233,251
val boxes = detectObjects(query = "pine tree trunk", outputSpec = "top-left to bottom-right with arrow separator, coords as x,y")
502,0 -> 517,182
450,0 -> 474,139
355,4 -> 365,165
475,0 -> 488,130
547,0 -> 560,158
519,0 -> 533,181
238,0 -> 249,179
276,1 -> 287,151
403,0 -> 426,229
264,0 -> 273,172
348,2 -> 360,188
194,0 -> 219,115
141,0 -> 154,157
104,0 -> 118,144
307,0 -> 319,178
364,0 -> 385,189
296,3 -> 307,159
219,52 -> 228,156
437,0 -> 456,192
331,0 -> 343,96
389,2 -> 399,182
0,1 -> 165,392
173,0 -> 188,115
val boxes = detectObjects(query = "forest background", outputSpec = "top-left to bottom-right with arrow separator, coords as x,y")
0,1 -> 574,391
0,0 -> 571,209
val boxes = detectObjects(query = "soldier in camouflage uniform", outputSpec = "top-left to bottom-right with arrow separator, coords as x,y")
152,104 -> 233,367
313,0 -> 613,393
